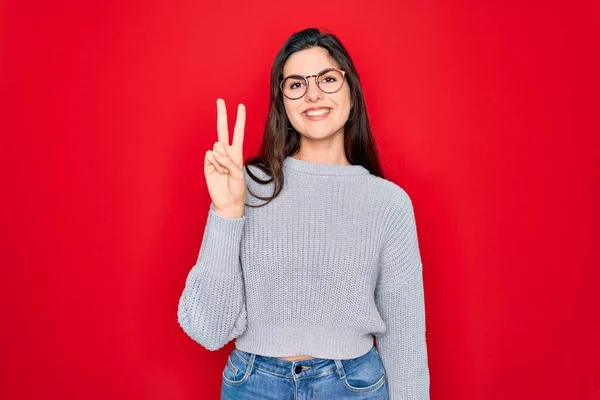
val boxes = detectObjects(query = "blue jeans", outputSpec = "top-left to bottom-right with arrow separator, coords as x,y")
221,345 -> 389,399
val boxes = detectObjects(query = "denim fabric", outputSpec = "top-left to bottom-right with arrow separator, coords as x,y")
221,346 -> 389,399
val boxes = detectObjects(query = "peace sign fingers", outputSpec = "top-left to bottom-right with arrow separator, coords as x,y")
216,98 -> 245,164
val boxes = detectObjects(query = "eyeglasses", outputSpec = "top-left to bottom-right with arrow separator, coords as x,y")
280,68 -> 347,100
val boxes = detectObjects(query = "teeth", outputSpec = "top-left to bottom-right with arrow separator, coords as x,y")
305,109 -> 330,116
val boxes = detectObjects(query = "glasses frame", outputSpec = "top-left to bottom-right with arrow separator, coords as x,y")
279,68 -> 347,100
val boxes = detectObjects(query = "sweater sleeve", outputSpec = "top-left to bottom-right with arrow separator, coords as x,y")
177,202 -> 248,351
374,190 -> 430,399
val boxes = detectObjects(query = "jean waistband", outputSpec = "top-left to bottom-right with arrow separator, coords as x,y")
232,346 -> 378,380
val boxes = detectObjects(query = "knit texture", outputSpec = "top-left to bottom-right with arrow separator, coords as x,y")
177,155 -> 430,399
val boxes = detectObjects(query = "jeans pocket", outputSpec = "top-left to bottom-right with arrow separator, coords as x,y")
222,350 -> 250,386
342,348 -> 386,393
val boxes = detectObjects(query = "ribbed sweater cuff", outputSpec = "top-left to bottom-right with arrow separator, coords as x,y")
196,203 -> 246,277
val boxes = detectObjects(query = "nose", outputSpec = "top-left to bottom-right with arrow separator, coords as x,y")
304,76 -> 324,102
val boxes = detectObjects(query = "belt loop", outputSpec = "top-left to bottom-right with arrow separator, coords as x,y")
334,359 -> 346,380
246,353 -> 256,376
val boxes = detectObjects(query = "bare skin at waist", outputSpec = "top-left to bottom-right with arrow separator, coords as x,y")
278,355 -> 314,361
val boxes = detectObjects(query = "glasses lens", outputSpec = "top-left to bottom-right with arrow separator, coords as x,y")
281,76 -> 307,99
317,69 -> 344,93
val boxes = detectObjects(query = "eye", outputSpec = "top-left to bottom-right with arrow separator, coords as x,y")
319,73 -> 338,83
284,77 -> 305,90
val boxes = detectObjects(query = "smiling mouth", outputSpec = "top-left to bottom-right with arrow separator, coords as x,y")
304,108 -> 331,117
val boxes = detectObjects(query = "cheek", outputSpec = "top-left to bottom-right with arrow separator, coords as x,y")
334,94 -> 352,118
333,88 -> 351,110
283,100 -> 300,120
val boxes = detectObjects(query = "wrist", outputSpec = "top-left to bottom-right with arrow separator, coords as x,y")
213,206 -> 244,219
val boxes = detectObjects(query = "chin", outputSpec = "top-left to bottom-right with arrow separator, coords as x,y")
300,125 -> 344,138
301,130 -> 335,139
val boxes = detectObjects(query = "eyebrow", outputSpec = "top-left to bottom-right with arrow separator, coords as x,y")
282,67 -> 337,80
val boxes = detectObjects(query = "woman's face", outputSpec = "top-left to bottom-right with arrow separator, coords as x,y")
282,46 -> 352,141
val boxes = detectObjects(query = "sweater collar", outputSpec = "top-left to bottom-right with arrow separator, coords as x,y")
283,156 -> 370,176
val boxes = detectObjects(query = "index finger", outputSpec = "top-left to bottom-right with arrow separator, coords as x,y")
216,98 -> 230,148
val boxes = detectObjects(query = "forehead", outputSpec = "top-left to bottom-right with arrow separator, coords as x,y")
283,46 -> 340,76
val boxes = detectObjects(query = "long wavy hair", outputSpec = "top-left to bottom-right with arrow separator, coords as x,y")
244,27 -> 384,207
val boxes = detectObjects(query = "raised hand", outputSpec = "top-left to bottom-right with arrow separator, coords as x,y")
204,98 -> 247,219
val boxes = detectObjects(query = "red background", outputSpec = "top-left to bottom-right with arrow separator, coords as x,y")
1,1 -> 598,399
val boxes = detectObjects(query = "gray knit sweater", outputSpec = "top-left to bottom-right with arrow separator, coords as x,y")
177,155 -> 430,399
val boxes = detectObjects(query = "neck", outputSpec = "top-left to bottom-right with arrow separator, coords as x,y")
292,130 -> 349,165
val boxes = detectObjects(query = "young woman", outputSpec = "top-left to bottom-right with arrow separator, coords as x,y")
178,28 -> 430,399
